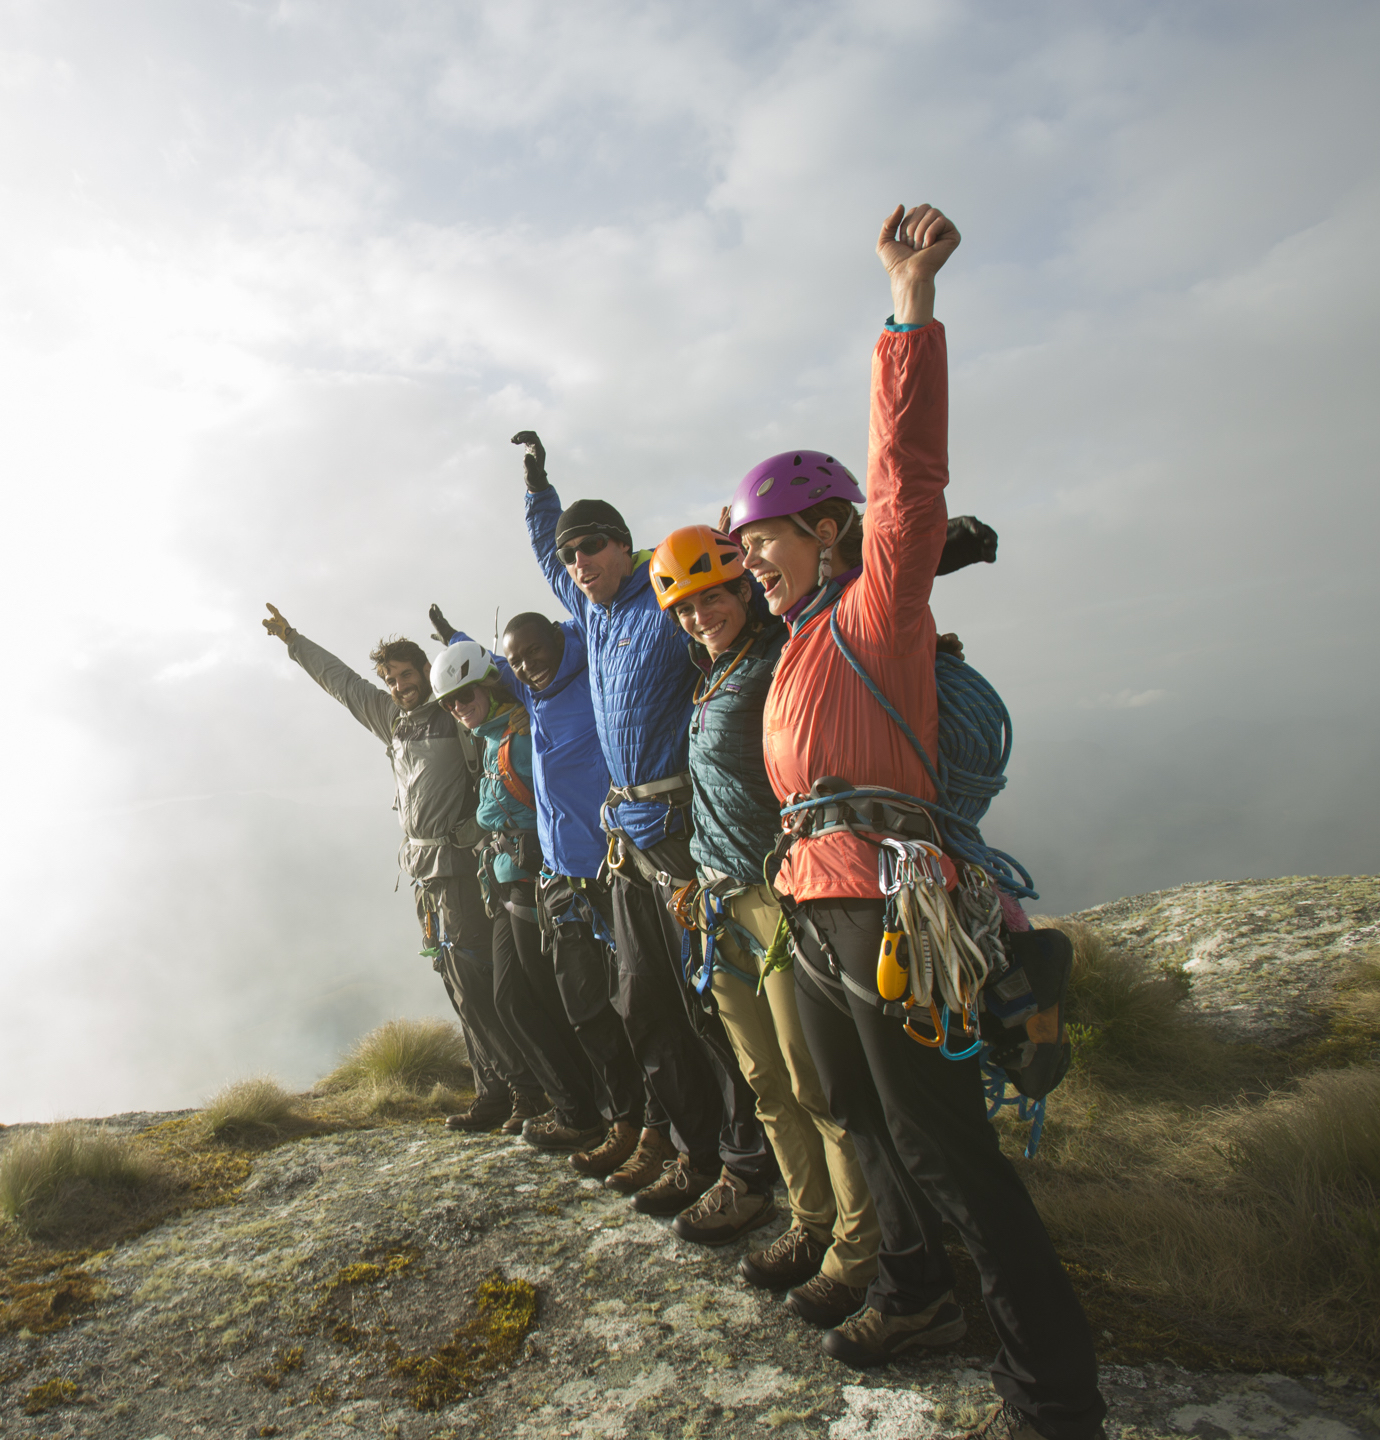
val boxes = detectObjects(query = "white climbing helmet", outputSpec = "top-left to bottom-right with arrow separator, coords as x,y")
430,640 -> 496,702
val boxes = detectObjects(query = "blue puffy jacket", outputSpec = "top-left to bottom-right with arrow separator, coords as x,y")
526,487 -> 697,850
448,627 -> 609,880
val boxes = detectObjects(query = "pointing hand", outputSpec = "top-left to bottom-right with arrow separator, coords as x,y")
262,603 -> 295,643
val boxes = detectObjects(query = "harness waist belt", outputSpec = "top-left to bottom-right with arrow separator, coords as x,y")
606,772 -> 692,804
795,796 -> 938,843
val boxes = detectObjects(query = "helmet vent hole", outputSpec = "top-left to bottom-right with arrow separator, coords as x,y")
817,465 -> 833,475
688,553 -> 712,575
458,660 -> 470,678
790,475 -> 810,485
755,477 -> 775,496
793,454 -> 803,466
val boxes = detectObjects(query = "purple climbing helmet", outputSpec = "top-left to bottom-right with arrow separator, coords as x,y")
726,449 -> 865,539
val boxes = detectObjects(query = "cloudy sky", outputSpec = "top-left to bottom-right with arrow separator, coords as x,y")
1,1 -> 1376,1122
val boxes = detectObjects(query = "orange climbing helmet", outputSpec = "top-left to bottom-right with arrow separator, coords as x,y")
650,526 -> 747,611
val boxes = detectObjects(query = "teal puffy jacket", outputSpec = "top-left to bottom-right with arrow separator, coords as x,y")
687,619 -> 788,886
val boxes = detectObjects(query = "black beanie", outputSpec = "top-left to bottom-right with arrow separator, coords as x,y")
554,498 -> 632,551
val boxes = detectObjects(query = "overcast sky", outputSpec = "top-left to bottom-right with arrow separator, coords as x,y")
1,1 -> 1376,1122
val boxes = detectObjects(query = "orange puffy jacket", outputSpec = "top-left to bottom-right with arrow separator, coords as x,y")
763,321 -> 950,902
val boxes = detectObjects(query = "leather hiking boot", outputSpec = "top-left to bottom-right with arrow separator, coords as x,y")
604,1128 -> 678,1195
444,1097 -> 509,1132
672,1168 -> 777,1245
740,1224 -> 828,1291
957,1400 -> 1072,1440
786,1271 -> 868,1327
501,1094 -> 544,1135
822,1292 -> 966,1368
522,1112 -> 606,1152
572,1120 -> 640,1177
631,1154 -> 717,1217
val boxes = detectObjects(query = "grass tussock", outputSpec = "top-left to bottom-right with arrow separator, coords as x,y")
0,1123 -> 168,1242
316,1019 -> 472,1114
1013,918 -> 1380,1371
199,1076 -> 302,1143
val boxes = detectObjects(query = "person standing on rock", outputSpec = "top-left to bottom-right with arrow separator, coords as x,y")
261,610 -> 545,1134
732,203 -> 1107,1440
429,640 -> 609,1153
511,434 -> 779,1238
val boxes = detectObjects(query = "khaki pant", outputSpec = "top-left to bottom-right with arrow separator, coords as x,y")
711,885 -> 880,1287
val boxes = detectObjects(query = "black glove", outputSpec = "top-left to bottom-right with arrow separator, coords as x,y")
429,603 -> 456,645
937,515 -> 998,575
511,431 -> 549,492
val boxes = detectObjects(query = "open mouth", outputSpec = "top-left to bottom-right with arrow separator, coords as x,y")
756,567 -> 784,601
527,669 -> 551,689
695,617 -> 728,645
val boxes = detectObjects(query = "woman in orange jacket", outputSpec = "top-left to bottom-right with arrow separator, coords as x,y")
728,204 -> 1106,1440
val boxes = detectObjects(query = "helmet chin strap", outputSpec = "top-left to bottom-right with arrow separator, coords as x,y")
788,509 -> 856,586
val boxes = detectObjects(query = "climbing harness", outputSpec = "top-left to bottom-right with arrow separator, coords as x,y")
667,879 -> 780,995
601,771 -> 694,852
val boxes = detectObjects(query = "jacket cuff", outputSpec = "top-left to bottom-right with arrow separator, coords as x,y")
884,314 -> 932,333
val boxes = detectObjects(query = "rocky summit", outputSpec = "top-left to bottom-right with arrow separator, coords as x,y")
1073,874 -> 1380,1046
1,876 -> 1378,1440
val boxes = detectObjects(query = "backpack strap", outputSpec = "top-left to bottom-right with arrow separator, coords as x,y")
496,719 -> 537,812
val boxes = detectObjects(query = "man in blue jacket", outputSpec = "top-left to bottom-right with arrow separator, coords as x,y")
512,430 -> 777,1238
428,602 -> 649,1175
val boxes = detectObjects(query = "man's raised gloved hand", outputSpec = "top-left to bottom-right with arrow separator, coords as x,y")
511,431 -> 550,492
262,603 -> 296,643
937,516 -> 998,575
429,604 -> 457,645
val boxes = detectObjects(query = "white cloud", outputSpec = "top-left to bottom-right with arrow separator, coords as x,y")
0,0 -> 1376,1119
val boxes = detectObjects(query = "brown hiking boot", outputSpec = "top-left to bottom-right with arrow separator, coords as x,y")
632,1154 -> 717,1217
501,1094 -> 543,1135
786,1271 -> 868,1327
604,1127 -> 677,1195
571,1120 -> 640,1177
822,1292 -> 966,1368
522,1112 -> 606,1152
955,1401 -> 1066,1440
740,1224 -> 828,1290
444,1097 -> 509,1132
672,1168 -> 776,1245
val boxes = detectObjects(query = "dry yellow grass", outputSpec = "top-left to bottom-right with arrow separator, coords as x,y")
1012,922 -> 1380,1367
0,1123 -> 168,1242
199,1076 -> 303,1142
314,1019 -> 473,1118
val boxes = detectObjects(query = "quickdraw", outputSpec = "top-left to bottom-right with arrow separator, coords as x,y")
668,879 -> 763,995
874,841 -> 1004,1062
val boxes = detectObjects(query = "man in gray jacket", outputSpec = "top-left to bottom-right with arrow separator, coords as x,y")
262,604 -> 544,1133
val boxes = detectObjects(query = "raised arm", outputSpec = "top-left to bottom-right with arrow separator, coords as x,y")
263,605 -> 399,744
850,205 -> 961,652
513,431 -> 587,628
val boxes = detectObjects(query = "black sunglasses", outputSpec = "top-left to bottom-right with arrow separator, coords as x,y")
557,534 -> 612,565
445,684 -> 480,707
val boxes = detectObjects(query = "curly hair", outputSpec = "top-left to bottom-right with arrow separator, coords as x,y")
369,636 -> 430,679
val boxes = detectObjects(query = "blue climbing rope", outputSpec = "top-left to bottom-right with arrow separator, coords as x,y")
823,610 -> 1037,898
980,1046 -> 1047,1158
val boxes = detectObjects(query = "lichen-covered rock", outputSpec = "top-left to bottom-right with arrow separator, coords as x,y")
1069,875 -> 1380,1045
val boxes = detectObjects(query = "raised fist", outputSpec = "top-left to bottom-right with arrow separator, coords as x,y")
511,431 -> 550,492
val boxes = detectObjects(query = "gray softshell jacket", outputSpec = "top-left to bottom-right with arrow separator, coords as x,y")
287,633 -> 481,883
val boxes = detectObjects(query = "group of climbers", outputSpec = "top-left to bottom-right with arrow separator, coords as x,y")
262,201 -> 1107,1440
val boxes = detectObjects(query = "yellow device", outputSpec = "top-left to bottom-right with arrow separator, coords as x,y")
877,930 -> 909,1001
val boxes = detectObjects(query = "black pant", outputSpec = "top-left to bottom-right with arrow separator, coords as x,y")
609,835 -> 777,1188
538,875 -> 644,1127
415,872 -> 541,1105
793,898 -> 1105,1440
492,883 -> 603,1128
